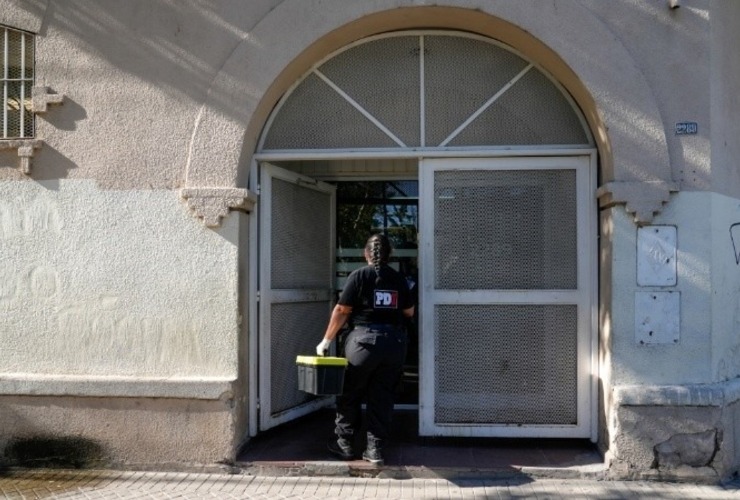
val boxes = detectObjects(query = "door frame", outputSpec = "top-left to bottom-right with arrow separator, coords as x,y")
249,149 -> 598,439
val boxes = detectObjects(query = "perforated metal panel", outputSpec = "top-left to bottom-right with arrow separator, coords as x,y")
424,36 -> 530,147
260,33 -> 592,151
271,177 -> 332,289
270,301 -> 328,415
434,304 -> 578,425
434,169 -> 577,290
449,69 -> 589,146
2,27 -> 34,139
259,163 -> 336,431
263,73 -> 399,150
320,36 -> 420,147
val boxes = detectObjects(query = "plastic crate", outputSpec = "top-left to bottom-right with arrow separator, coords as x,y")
295,355 -> 348,395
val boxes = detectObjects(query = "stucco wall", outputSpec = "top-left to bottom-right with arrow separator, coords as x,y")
581,0 -> 710,191
1,395 -> 236,467
604,193 -> 740,479
607,191 -> 740,386
0,0 -> 275,187
0,1 -> 723,196
710,194 -> 740,382
0,180 -> 240,383
710,1 -> 740,197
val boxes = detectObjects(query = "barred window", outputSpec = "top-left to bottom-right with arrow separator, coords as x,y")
2,26 -> 34,139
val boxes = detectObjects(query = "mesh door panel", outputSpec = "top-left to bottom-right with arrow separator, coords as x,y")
434,304 -> 578,425
271,177 -> 332,289
263,73 -> 399,150
449,69 -> 589,146
270,301 -> 328,415
434,169 -> 577,290
424,36 -> 530,147
320,36 -> 420,147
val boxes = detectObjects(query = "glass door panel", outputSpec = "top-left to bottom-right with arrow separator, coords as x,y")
333,180 -> 419,404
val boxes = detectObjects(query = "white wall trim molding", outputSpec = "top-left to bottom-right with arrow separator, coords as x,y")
31,86 -> 65,114
0,139 -> 42,174
0,373 -> 236,400
614,378 -> 740,407
597,180 -> 679,225
180,187 -> 257,227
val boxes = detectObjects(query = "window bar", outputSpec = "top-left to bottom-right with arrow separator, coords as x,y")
3,28 -> 8,139
313,68 -> 408,148
419,35 -> 425,148
19,31 -> 25,138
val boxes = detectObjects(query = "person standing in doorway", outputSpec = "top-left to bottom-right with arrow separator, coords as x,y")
316,233 -> 415,466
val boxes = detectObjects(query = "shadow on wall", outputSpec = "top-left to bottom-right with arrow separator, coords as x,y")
38,95 -> 87,133
3,436 -> 109,469
23,0 -> 273,124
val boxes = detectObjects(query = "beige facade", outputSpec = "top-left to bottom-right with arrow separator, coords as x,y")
1,0 -> 739,481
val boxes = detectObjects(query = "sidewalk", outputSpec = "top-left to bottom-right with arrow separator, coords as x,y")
1,468 -> 739,499
2,408 -> 739,498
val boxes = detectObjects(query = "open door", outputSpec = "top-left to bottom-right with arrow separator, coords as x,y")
419,156 -> 596,438
258,163 -> 336,431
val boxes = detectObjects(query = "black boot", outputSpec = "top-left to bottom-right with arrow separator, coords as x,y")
362,437 -> 385,466
327,437 -> 354,460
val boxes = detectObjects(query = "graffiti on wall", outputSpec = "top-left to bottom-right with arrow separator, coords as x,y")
0,266 -> 59,305
0,194 -> 213,373
730,223 -> 740,264
56,295 -> 207,370
0,197 -> 62,239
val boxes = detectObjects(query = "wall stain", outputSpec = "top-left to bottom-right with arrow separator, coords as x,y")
4,436 -> 109,469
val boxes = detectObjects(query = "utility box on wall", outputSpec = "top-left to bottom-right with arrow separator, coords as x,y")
637,226 -> 677,287
635,226 -> 679,345
635,291 -> 680,345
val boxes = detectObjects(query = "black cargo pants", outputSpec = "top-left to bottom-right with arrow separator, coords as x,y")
335,324 -> 407,450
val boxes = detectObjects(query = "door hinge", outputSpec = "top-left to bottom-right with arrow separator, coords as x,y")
256,291 -> 261,303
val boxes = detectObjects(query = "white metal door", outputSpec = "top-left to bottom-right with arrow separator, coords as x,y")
419,156 -> 596,438
258,163 -> 336,431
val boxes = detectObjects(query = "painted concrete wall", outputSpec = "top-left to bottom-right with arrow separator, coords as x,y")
0,180 -> 239,380
1,1 -> 254,465
0,2 -> 720,189
603,193 -> 740,480
0,179 -> 244,466
0,0 -> 276,187
606,191 -> 740,386
711,1 -> 740,197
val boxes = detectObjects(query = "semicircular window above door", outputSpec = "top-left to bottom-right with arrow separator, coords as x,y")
259,31 -> 593,152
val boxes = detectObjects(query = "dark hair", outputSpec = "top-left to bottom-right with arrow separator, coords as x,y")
365,234 -> 392,286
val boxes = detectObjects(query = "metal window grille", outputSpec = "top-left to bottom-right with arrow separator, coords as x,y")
2,26 -> 34,139
261,33 -> 592,151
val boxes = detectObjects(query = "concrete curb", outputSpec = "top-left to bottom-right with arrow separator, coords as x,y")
237,460 -> 608,481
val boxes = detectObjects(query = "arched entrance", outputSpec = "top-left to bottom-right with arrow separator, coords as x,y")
252,31 -> 597,439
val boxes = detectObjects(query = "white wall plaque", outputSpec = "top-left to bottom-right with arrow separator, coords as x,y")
637,226 -> 677,286
635,291 -> 680,345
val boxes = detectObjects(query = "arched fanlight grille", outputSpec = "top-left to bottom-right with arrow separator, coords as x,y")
260,32 -> 592,152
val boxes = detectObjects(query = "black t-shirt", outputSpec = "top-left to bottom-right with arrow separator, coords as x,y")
338,265 -> 413,327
